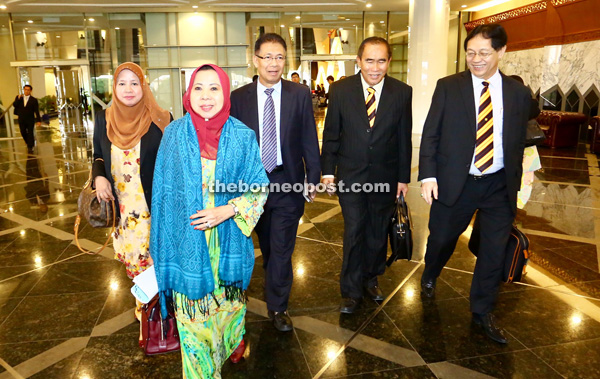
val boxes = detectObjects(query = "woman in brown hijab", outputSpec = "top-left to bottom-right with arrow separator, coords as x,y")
92,62 -> 170,328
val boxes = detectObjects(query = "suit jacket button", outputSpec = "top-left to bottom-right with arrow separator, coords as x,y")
366,129 -> 371,133
369,146 -> 373,150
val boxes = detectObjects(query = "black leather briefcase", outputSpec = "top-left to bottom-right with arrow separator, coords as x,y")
468,213 -> 529,283
387,193 -> 413,266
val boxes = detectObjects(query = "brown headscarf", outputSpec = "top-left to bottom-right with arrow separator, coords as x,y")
106,62 -> 170,149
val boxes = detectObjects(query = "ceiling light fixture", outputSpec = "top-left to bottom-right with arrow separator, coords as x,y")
280,24 -> 285,27
295,16 -> 301,19
192,5 -> 198,8
380,20 -> 384,23
0,5 -> 7,10
28,20 -> 34,23
461,4 -> 467,7
88,18 -> 95,21
115,27 -> 120,29
366,3 -> 372,7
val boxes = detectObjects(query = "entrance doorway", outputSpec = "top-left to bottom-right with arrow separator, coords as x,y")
9,60 -> 93,138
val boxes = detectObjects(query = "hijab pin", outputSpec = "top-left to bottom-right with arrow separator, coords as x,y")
205,118 -> 209,121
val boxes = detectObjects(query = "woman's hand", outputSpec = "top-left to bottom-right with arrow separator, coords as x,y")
190,205 -> 236,230
94,176 -> 115,202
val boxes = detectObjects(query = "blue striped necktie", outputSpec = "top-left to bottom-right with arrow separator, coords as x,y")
262,88 -> 277,173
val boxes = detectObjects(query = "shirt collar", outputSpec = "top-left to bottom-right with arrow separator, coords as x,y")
257,79 -> 282,95
359,73 -> 385,94
471,69 -> 501,88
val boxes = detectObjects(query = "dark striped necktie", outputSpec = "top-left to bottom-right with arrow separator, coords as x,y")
475,81 -> 493,173
262,88 -> 277,173
366,87 -> 376,128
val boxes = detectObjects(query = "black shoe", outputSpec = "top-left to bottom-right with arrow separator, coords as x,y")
339,297 -> 361,314
268,310 -> 293,332
472,313 -> 508,344
420,277 -> 436,298
364,285 -> 384,301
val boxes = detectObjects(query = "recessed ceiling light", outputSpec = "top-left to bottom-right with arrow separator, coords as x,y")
115,27 -> 120,30
88,18 -> 95,21
37,31 -> 42,34
28,20 -> 33,24
56,35 -> 61,38
295,16 -> 301,19
345,18 -> 350,21
192,5 -> 198,8
380,20 -> 384,23
366,3 -> 372,7
461,4 -> 467,7
0,5 -> 7,10
281,24 -> 285,27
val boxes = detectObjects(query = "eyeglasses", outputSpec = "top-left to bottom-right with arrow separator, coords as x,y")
466,50 -> 494,59
255,54 -> 286,63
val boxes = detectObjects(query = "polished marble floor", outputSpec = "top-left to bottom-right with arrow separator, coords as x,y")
0,111 -> 599,379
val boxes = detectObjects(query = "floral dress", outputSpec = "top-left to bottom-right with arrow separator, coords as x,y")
111,142 -> 153,279
174,157 -> 267,379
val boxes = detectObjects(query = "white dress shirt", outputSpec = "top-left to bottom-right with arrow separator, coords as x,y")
322,75 -> 386,179
421,69 -> 505,183
469,69 -> 504,175
257,80 -> 283,166
23,95 -> 30,107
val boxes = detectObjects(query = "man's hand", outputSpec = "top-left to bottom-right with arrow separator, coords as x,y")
18,94 -> 23,99
397,182 -> 408,198
36,122 -> 41,127
306,183 -> 317,201
322,177 -> 336,196
420,181 -> 438,205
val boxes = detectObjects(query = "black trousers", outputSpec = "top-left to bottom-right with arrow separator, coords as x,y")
255,169 -> 304,312
422,170 -> 515,314
338,190 -> 395,299
19,120 -> 35,149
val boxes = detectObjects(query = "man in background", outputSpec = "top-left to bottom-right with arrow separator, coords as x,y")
13,85 -> 41,153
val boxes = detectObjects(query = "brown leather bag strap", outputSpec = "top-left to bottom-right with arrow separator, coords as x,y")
74,200 -> 116,255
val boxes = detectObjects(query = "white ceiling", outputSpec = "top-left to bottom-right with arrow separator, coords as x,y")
0,0 -> 513,14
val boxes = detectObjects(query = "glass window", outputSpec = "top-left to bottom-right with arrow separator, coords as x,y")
148,68 -> 182,119
565,88 -> 580,113
179,13 -> 216,46
12,14 -> 85,61
583,87 -> 599,118
225,13 -> 247,45
364,12 -> 388,39
299,13 -> 363,55
541,87 -> 562,111
388,12 -> 408,82
180,47 -> 217,67
145,13 -> 168,46
109,14 -> 146,67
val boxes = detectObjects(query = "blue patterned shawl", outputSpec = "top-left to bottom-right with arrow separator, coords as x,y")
150,114 -> 268,317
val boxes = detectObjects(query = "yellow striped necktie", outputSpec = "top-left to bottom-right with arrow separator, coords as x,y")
474,81 -> 493,173
366,87 -> 376,128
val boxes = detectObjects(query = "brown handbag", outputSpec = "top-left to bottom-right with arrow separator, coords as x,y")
141,295 -> 180,356
74,162 -> 116,255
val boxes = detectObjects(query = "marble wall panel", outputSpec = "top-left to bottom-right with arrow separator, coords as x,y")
500,40 -> 600,96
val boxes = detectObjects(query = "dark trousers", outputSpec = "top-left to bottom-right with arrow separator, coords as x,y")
338,190 -> 395,299
422,170 -> 515,314
255,169 -> 304,312
19,120 -> 35,149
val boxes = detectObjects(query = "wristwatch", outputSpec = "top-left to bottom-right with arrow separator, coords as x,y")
230,203 -> 240,216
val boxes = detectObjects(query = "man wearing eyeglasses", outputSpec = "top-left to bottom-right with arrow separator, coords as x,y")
230,33 -> 321,333
418,24 -> 536,344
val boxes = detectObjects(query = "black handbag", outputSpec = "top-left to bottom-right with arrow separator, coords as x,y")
468,213 -> 530,283
525,119 -> 546,147
387,193 -> 413,266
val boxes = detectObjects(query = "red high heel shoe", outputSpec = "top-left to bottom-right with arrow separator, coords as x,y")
229,339 -> 245,363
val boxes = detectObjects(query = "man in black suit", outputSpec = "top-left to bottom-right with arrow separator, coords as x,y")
230,33 -> 321,332
321,37 -> 413,314
13,85 -> 41,153
419,24 -> 533,344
